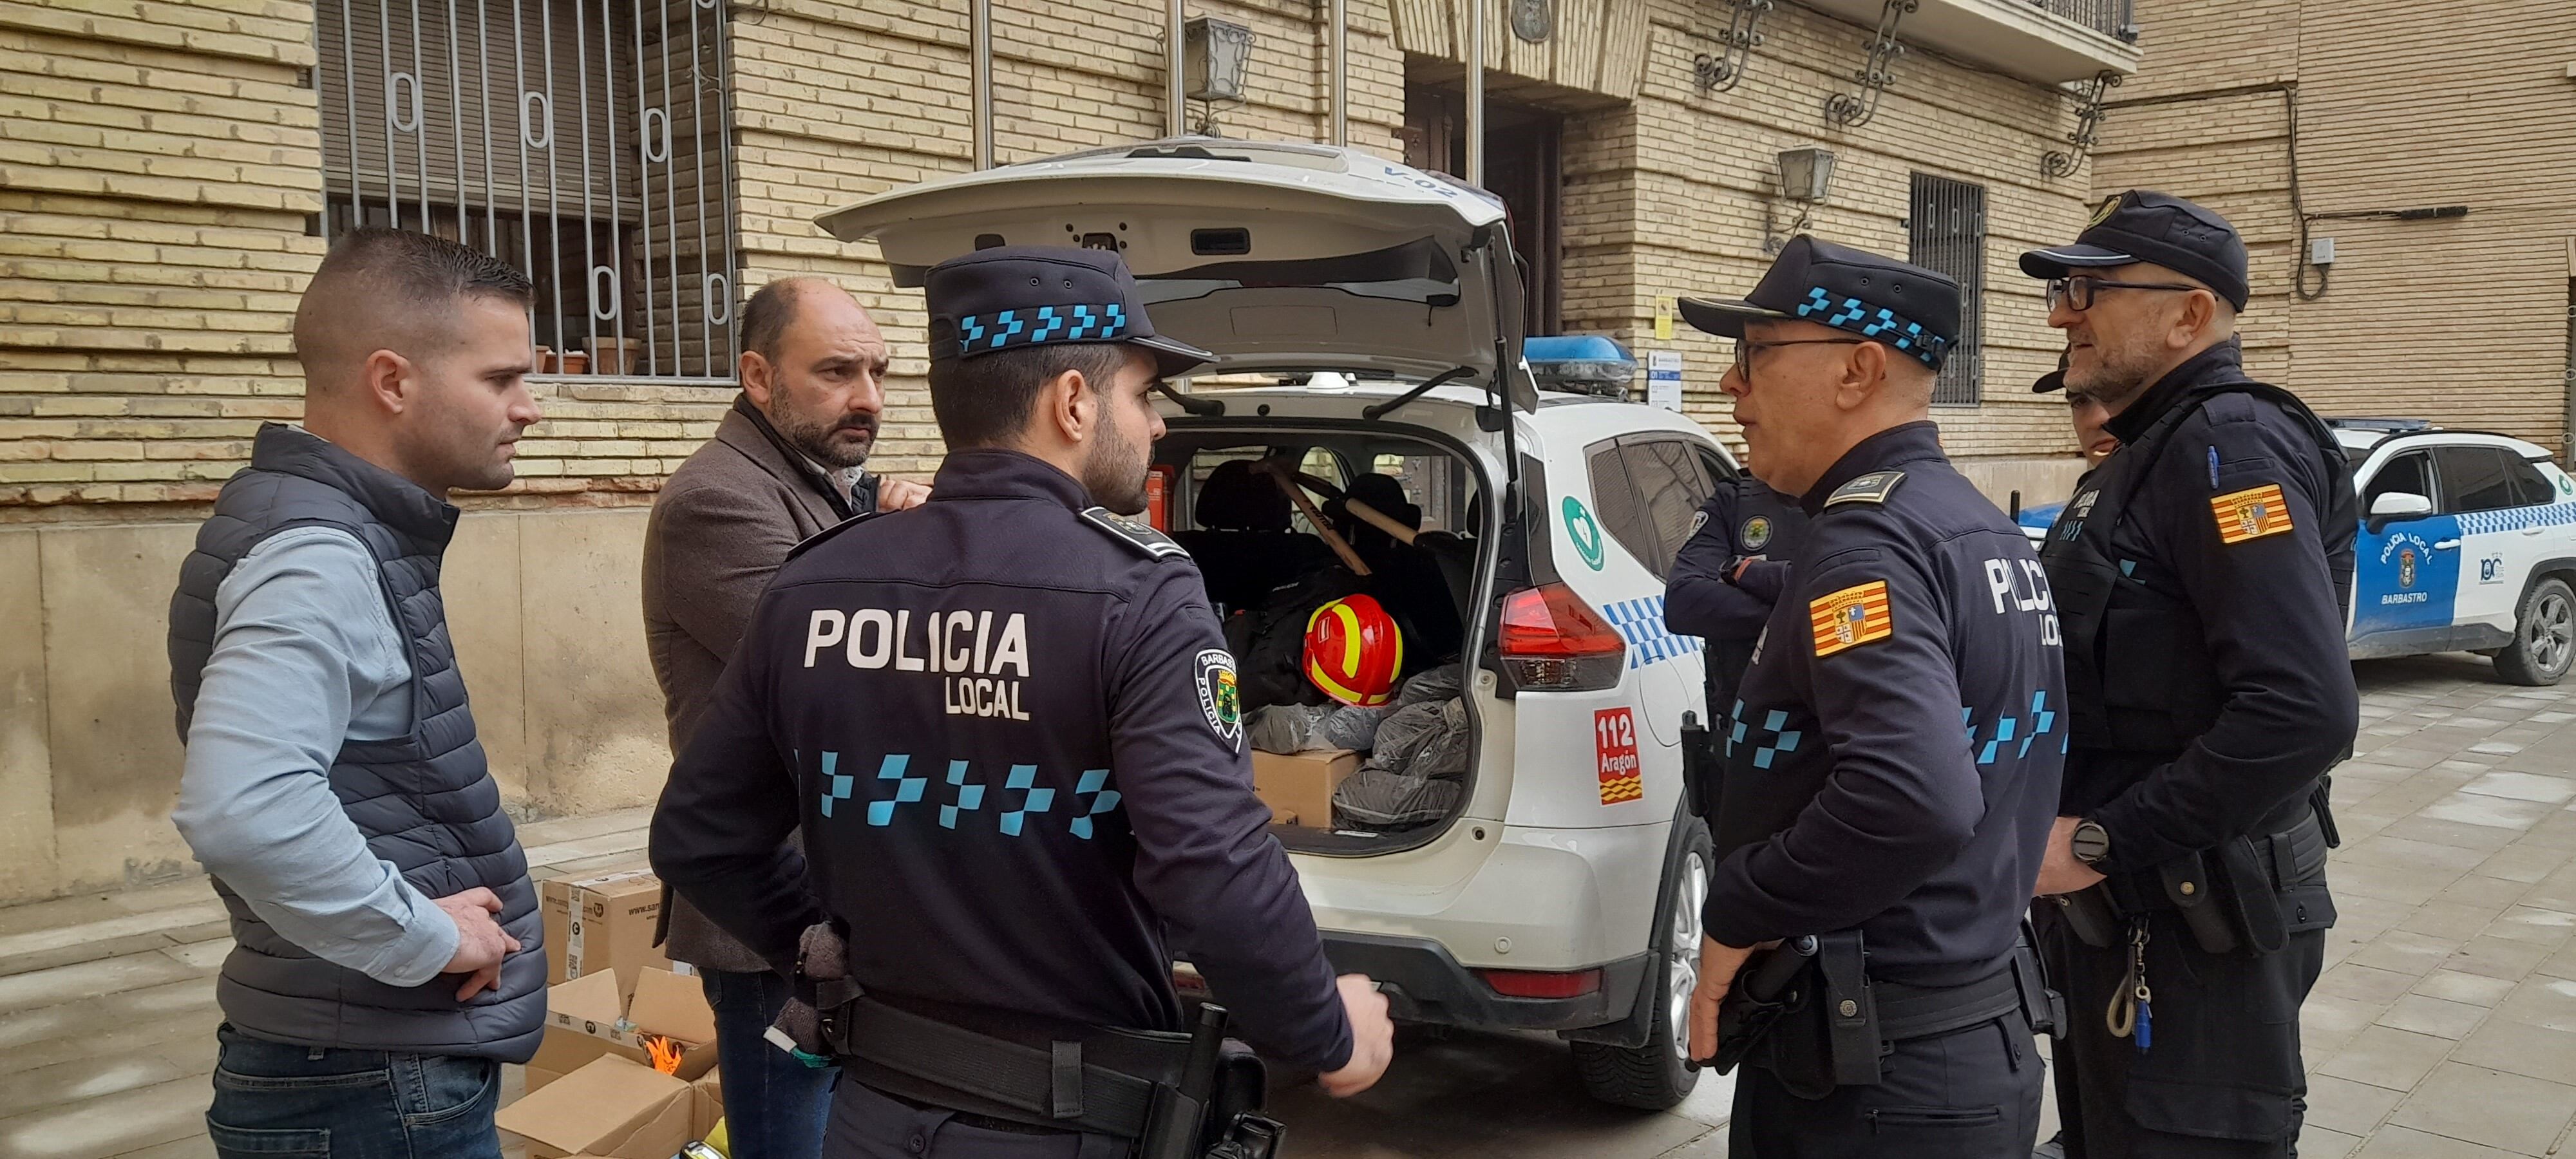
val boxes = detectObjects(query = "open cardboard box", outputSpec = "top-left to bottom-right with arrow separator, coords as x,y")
524,966 -> 719,1091
499,1053 -> 724,1159
1253,748 -> 1359,828
540,869 -> 674,999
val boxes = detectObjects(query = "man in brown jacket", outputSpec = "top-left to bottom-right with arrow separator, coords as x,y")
641,276 -> 926,1159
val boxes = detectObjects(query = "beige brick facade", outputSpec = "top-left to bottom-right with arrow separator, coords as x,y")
0,0 -> 2132,903
2095,0 -> 2576,454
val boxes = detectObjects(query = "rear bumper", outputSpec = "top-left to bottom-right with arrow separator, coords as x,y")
1320,930 -> 1650,1034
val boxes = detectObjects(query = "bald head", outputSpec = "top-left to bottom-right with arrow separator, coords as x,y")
294,229 -> 533,395
737,277 -> 889,471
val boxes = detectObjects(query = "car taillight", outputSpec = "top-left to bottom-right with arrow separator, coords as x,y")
1499,583 -> 1625,691
1477,968 -> 1603,999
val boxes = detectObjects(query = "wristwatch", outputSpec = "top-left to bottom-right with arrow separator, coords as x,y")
2070,819 -> 2112,867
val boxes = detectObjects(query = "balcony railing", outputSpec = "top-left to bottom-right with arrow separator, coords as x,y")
2035,0 -> 2139,43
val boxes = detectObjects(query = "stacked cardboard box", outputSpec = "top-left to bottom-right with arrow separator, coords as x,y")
500,1055 -> 724,1158
539,871 -> 674,998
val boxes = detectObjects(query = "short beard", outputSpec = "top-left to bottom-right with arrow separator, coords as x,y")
768,399 -> 877,470
2069,331 -> 2168,416
1081,404 -> 1150,515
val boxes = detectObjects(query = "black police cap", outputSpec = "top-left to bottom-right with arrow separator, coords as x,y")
1676,235 -> 1960,370
2021,191 -> 2251,312
924,245 -> 1215,378
2032,348 -> 2070,394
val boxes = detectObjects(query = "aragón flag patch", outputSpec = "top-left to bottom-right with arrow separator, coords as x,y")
1808,581 -> 1894,657
2210,483 -> 2294,545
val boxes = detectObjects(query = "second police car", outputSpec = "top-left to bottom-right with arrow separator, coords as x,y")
2017,418 -> 2576,685
819,140 -> 1735,1111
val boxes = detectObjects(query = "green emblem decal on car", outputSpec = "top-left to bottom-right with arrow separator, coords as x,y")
1563,496 -> 1606,570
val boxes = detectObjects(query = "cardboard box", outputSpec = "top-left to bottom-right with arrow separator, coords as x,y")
540,870 -> 671,998
524,967 -> 719,1092
498,1055 -> 694,1159
1253,749 -> 1360,829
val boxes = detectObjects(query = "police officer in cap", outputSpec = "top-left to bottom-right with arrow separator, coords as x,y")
1665,455 -> 1809,713
2023,192 -> 2358,1158
1676,236 -> 2066,1156
651,244 -> 1394,1158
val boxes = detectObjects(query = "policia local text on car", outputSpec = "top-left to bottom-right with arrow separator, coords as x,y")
1674,237 -> 2067,1158
2026,192 -> 2359,1158
650,245 -> 1395,1159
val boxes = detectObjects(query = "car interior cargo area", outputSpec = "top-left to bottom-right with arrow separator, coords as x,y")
1153,428 -> 1488,854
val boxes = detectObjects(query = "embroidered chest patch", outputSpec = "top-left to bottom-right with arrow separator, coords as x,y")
2210,484 -> 2294,545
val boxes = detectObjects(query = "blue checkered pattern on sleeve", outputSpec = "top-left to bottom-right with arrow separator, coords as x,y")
1795,287 -> 1949,369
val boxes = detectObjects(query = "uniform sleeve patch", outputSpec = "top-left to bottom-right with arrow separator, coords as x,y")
2210,483 -> 2294,545
1081,505 -> 1189,560
1808,581 -> 1895,657
1195,648 -> 1244,751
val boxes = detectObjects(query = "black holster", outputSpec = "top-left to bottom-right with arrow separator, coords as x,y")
781,923 -> 1274,1158
2062,808 -> 2333,957
1746,932 -> 2056,1098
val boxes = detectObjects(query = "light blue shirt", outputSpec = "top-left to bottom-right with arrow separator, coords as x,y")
171,526 -> 459,988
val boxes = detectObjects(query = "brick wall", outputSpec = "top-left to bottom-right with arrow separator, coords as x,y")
2096,0 -> 2576,453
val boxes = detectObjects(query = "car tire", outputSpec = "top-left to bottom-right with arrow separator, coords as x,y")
1571,816 -> 1711,1111
2496,576 -> 2576,686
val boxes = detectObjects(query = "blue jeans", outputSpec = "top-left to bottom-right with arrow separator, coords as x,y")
705,967 -> 839,1159
205,1024 -> 502,1158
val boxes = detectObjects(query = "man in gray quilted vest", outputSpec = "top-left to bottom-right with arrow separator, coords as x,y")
168,228 -> 547,1159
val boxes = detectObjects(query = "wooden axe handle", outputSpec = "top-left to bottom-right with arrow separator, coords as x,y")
1256,460 -> 1372,577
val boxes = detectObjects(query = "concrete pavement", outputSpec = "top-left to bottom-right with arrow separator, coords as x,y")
3,652 -> 2575,1158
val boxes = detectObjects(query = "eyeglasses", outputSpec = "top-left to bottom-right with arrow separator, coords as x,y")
1728,337 -> 1867,375
2047,276 -> 2205,312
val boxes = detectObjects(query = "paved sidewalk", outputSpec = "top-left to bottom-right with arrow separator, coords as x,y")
1,652 -> 2573,1158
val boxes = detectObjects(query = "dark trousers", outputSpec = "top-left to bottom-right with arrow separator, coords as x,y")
705,966 -> 840,1159
825,1079 -> 1128,1159
1727,1011 -> 2043,1158
205,1023 -> 502,1159
2037,908 -> 2327,1158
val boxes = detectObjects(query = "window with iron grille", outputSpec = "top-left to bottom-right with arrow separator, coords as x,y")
314,0 -> 739,381
1907,174 -> 1984,407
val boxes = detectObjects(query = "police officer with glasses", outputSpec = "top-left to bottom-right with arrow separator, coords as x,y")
1676,236 -> 2067,1158
2023,191 -> 2358,1159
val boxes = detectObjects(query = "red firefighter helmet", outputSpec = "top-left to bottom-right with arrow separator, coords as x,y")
1303,594 -> 1405,707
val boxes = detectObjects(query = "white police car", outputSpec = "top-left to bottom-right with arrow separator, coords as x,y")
2013,420 -> 2576,684
2338,419 -> 2576,684
821,140 -> 1732,1109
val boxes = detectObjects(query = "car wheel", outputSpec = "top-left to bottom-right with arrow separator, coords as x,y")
2496,576 -> 2576,686
1571,817 -> 1710,1111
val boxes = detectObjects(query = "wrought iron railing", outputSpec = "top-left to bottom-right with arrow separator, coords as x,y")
2032,0 -> 2139,43
314,0 -> 739,381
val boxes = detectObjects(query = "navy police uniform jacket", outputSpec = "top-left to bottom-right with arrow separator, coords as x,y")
1705,422 -> 2067,986
650,449 -> 1352,1073
1666,476 -> 1809,703
2043,339 -> 2359,876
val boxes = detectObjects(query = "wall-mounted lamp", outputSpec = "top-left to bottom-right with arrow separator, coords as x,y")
1779,147 -> 1836,203
1182,17 -> 1253,102
1765,147 -> 1835,253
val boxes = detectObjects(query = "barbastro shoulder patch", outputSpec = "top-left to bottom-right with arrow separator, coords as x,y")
1808,580 -> 1895,657
1081,506 -> 1189,560
1194,648 -> 1244,750
2210,483 -> 2295,545
1825,470 -> 1906,509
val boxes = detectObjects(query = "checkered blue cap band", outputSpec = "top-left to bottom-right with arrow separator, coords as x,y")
952,303 -> 1129,355
1795,287 -> 1949,369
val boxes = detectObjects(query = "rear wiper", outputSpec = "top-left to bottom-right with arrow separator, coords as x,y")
1363,365 -> 1476,421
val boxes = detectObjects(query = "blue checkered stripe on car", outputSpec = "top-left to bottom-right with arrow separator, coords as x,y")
2450,498 -> 2576,538
956,303 -> 1128,351
1603,595 -> 1705,670
1796,287 -> 1947,368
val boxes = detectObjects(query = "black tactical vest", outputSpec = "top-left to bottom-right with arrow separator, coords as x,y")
168,424 -> 545,1061
2040,381 -> 2356,763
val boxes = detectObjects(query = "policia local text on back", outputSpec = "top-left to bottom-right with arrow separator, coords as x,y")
651,245 -> 1395,1159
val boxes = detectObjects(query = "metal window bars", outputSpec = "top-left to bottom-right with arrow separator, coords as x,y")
1907,173 -> 1985,408
314,0 -> 739,382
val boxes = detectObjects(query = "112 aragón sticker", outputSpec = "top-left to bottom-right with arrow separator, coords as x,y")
1595,707 -> 1642,806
